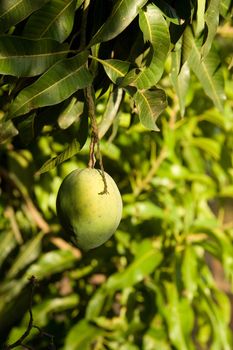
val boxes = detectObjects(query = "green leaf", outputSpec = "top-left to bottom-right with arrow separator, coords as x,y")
0,119 -> 18,143
36,139 -> 83,175
0,36 -> 69,77
189,137 -> 220,159
105,240 -> 163,291
64,320 -> 103,350
170,50 -> 190,117
91,57 -> 131,84
201,0 -> 220,58
220,0 -> 232,17
0,0 -> 49,33
7,232 -> 44,279
57,97 -> 84,129
195,0 -> 205,36
188,38 -> 225,111
8,51 -> 93,118
181,246 -> 198,301
86,288 -> 108,320
134,4 -> 170,89
0,231 -> 17,267
124,201 -> 165,220
134,88 -> 167,131
23,0 -> 76,43
89,0 -> 148,46
163,282 -> 194,350
32,294 -> 79,326
26,250 -> 78,279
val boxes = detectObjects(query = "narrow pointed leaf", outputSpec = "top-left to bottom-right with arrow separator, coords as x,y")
201,0 -> 220,57
8,232 -> 44,279
188,38 -> 225,111
36,139 -> 83,175
134,88 -> 167,131
23,0 -> 76,43
0,0 -> 49,33
106,240 -> 163,291
0,231 -> 17,266
64,320 -> 103,350
163,282 -> 194,350
195,0 -> 205,36
170,50 -> 190,117
134,4 -> 170,89
26,250 -> 78,279
180,25 -> 194,67
92,56 -> 131,84
9,51 -> 93,118
0,36 -> 69,77
89,0 -> 147,46
58,98 -> 84,129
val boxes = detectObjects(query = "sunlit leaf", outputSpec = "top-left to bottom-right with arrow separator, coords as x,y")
64,320 -> 103,350
26,250 -> 78,279
58,97 -> 84,129
0,36 -> 69,77
134,4 -> 170,89
163,282 -> 194,350
8,51 -> 92,118
106,240 -> 163,290
170,50 -> 190,117
188,37 -> 225,111
189,137 -> 220,159
91,56 -> 131,84
201,0 -> 220,57
134,88 -> 167,131
23,0 -> 76,43
195,0 -> 205,36
181,246 -> 198,301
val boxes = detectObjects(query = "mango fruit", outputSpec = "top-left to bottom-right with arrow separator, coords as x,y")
56,168 -> 122,251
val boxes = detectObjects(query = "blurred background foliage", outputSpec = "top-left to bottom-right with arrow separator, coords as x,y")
0,0 -> 233,349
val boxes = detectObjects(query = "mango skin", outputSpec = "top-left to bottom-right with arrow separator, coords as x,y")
56,168 -> 122,251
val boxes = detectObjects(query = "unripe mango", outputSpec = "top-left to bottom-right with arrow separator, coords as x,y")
56,168 -> 122,251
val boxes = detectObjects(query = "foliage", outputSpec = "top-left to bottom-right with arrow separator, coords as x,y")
0,0 -> 233,349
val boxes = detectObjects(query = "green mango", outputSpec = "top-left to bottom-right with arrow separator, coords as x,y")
56,168 -> 122,251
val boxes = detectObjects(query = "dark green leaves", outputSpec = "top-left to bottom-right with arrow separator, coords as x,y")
0,36 -> 69,77
0,0 -> 49,33
134,88 -> 167,131
89,0 -> 148,45
9,51 -> 93,118
23,0 -> 77,43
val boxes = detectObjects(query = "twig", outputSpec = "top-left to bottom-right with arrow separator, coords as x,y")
79,0 -> 90,50
3,277 -> 56,350
85,87 -> 108,193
